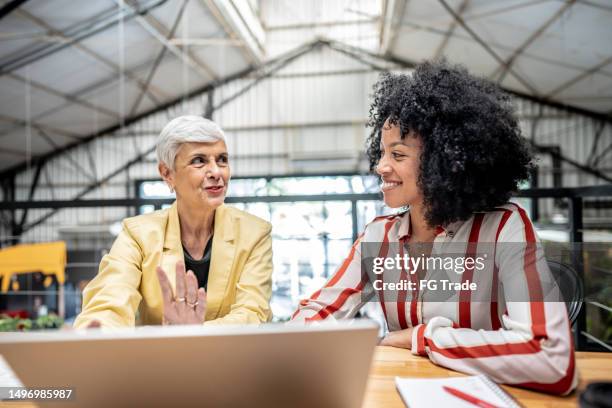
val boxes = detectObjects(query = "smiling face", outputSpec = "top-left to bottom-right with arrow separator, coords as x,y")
376,120 -> 423,209
159,141 -> 230,210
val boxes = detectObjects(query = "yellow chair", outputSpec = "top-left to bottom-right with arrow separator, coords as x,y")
0,241 -> 67,293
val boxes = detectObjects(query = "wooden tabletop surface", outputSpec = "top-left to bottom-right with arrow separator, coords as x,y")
3,346 -> 610,407
362,346 -> 612,407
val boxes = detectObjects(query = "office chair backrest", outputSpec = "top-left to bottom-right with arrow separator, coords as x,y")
547,260 -> 583,325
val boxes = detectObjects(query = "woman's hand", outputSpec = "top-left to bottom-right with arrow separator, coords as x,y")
156,261 -> 207,325
379,327 -> 414,349
86,320 -> 101,328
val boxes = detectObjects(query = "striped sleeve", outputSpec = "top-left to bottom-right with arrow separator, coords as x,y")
291,233 -> 369,322
413,206 -> 578,395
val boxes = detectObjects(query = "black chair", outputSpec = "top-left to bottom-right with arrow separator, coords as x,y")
547,260 -> 584,325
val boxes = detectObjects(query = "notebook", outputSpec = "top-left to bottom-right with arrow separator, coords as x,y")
395,375 -> 521,408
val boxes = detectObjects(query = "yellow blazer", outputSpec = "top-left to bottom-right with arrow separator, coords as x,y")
73,202 -> 272,328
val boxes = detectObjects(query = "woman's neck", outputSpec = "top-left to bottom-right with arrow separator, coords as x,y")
408,203 -> 437,242
177,200 -> 215,245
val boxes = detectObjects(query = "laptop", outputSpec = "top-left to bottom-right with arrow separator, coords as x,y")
0,320 -> 378,408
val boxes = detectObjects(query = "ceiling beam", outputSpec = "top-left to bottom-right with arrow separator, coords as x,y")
120,0 -> 218,82
168,38 -> 243,46
7,72 -> 120,119
491,0 -> 576,83
391,1 -> 550,45
438,0 -> 541,96
227,0 -> 265,58
460,0 -> 550,21
0,4 -> 175,145
395,17 -> 612,80
202,0 -> 262,66
3,1 -> 166,76
36,130 -> 96,182
0,114 -> 82,140
546,55 -> 612,98
0,146 -> 30,157
213,40 -> 322,112
434,0 -> 469,59
577,0 -> 612,12
557,96 -> 612,101
380,0 -> 408,55
1,38 -> 610,187
0,0 -> 28,21
318,39 -> 612,123
0,39 -> 324,181
17,41 -> 320,233
13,8 -> 167,103
327,41 -> 395,71
268,18 -> 378,31
0,57 -> 171,140
332,38 -> 417,69
127,0 -> 189,118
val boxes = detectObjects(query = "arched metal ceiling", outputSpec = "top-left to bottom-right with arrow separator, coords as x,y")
0,0 -> 610,174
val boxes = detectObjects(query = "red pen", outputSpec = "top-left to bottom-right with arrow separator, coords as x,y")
442,385 -> 501,408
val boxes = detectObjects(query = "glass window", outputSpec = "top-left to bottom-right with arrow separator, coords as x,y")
138,174 -> 385,321
140,181 -> 174,198
226,178 -> 268,197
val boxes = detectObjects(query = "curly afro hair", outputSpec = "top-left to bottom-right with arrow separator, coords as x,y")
366,60 -> 533,228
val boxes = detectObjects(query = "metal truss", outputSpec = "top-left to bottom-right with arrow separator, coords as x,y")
1,0 -> 167,75
127,0 -> 190,118
380,0 -> 408,54
0,5 -> 170,140
7,40 -> 324,235
546,55 -> 612,98
0,0 -> 28,21
202,0 -> 262,66
434,0 -> 469,59
437,0 -> 540,96
120,0 -> 218,83
12,6 -> 169,103
490,0 -> 576,83
2,38 -> 611,238
0,114 -> 83,141
6,72 -> 120,120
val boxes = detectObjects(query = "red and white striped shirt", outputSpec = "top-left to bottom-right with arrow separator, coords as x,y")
292,202 -> 578,395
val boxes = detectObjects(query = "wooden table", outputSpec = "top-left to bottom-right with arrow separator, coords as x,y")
362,346 -> 612,407
3,347 -> 610,407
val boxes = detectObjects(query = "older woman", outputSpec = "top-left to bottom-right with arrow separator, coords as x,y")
292,61 -> 577,395
74,115 -> 272,327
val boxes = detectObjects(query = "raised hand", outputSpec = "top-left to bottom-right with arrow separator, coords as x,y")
156,261 -> 207,325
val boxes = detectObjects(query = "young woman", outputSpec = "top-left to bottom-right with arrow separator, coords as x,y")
292,61 -> 577,395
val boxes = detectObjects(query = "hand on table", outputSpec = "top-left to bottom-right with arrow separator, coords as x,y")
379,327 -> 414,349
156,261 -> 207,325
86,320 -> 101,328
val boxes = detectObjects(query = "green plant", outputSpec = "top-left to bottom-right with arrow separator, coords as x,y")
0,314 -> 64,332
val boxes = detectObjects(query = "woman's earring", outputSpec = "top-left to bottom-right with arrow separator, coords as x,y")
169,185 -> 174,193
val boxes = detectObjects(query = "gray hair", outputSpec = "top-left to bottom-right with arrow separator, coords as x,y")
156,115 -> 226,169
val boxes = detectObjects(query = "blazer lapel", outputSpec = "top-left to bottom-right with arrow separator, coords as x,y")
161,202 -> 183,296
207,205 -> 236,320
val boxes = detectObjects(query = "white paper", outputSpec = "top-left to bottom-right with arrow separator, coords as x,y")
395,375 -> 519,408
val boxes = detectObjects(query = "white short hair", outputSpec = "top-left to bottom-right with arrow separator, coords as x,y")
156,115 -> 226,169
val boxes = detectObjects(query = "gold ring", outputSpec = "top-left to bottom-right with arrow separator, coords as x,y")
175,297 -> 186,303
187,300 -> 198,307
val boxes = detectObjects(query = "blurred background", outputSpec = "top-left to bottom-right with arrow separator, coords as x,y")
0,0 -> 610,349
